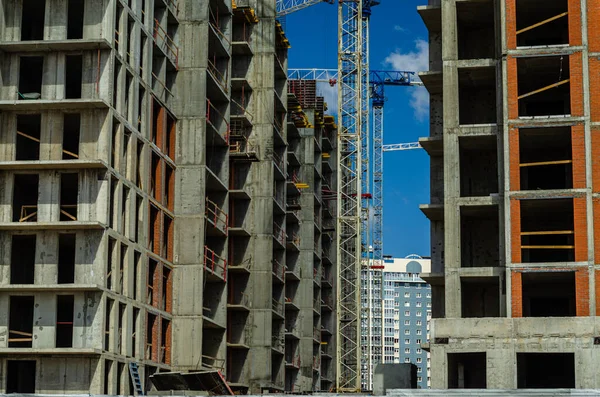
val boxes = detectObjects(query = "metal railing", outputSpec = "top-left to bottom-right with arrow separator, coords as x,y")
205,197 -> 228,234
206,99 -> 230,143
204,246 -> 227,281
153,19 -> 179,68
273,223 -> 286,246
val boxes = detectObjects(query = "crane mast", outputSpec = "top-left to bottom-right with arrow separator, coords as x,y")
336,0 -> 363,391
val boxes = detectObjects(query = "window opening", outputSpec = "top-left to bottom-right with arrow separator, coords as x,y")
9,296 -> 34,347
63,113 -> 81,159
58,234 -> 76,283
60,173 -> 78,221
11,235 -> 36,284
56,295 -> 74,347
16,114 -> 41,161
13,174 -> 39,222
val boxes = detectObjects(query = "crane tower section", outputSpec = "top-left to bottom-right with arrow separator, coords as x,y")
336,0 -> 363,392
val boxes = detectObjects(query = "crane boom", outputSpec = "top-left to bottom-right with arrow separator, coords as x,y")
382,142 -> 421,151
276,0 -> 334,16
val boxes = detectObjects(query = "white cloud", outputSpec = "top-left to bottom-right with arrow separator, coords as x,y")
393,25 -> 406,32
383,40 -> 430,122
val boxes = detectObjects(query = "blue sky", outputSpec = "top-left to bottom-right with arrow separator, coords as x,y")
285,1 -> 432,258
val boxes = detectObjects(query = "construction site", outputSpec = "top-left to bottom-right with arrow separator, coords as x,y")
3,0 -> 600,395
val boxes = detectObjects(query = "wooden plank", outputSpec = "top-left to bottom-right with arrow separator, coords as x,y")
62,149 -> 79,159
10,330 -> 33,337
518,79 -> 570,100
520,230 -> 574,236
520,159 -> 572,167
17,130 -> 40,143
521,245 -> 574,249
517,12 -> 569,35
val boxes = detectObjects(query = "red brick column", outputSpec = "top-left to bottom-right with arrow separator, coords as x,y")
594,199 -> 600,262
511,200 -> 522,263
595,270 -> 600,316
507,56 -> 519,120
568,0 -> 582,46
589,0 -> 600,52
571,125 -> 586,189
575,268 -> 590,316
505,0 -> 517,50
570,53 -> 584,117
573,197 -> 588,262
509,128 -> 520,191
511,271 -> 523,317
592,63 -> 600,122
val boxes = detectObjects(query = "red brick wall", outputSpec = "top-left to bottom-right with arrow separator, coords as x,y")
575,268 -> 590,316
568,0 -> 582,46
574,197 -> 588,262
509,128 -> 520,191
589,0 -> 600,52
571,125 -> 586,189
506,0 -> 517,50
594,199 -> 600,262
507,56 -> 519,120
591,62 -> 600,122
570,53 -> 584,117
596,270 -> 600,315
511,200 -> 522,263
511,271 -> 523,317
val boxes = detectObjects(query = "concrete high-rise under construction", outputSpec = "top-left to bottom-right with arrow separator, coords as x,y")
0,0 -> 336,394
420,0 -> 600,389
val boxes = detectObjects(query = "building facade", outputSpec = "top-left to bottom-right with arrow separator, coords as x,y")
362,256 -> 431,390
0,0 -> 336,394
419,0 -> 600,389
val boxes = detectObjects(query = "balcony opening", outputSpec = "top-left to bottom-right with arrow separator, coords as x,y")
458,67 -> 497,125
162,266 -> 172,312
163,214 -> 173,261
133,251 -> 141,300
520,198 -> 574,262
7,361 -> 36,393
13,174 -> 39,222
105,298 -> 113,350
65,55 -> 83,99
63,113 -> 81,159
517,353 -> 574,388
19,57 -> 44,100
11,235 -> 36,284
132,307 -> 139,357
519,127 -> 572,190
9,296 -> 34,347
60,173 -> 78,221
459,136 -> 498,197
516,0 -> 568,47
118,303 -> 125,354
16,114 -> 41,161
58,234 -> 76,284
56,295 -> 74,347
149,205 -> 160,255
448,352 -> 486,388
21,0 -> 45,41
147,313 -> 157,360
147,259 -> 158,306
67,0 -> 84,39
107,238 -> 116,290
461,277 -> 500,318
456,0 -> 495,59
522,271 -> 575,317
160,319 -> 170,364
518,56 -> 570,117
461,206 -> 499,267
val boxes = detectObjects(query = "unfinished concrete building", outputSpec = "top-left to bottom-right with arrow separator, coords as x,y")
0,0 -> 335,394
419,0 -> 600,389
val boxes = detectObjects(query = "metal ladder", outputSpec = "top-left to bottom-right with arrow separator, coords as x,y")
128,362 -> 144,396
